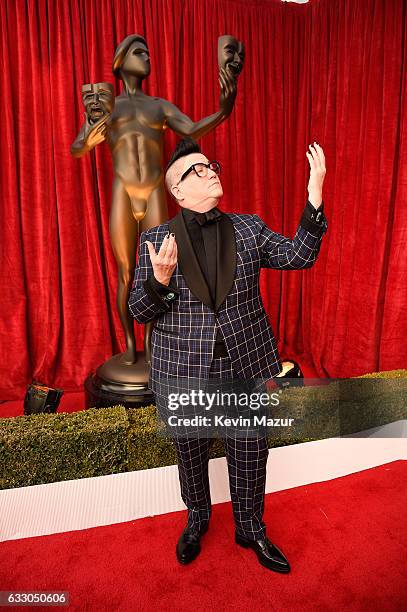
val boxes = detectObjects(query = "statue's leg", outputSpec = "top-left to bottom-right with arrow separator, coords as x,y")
140,182 -> 169,365
109,177 -> 139,365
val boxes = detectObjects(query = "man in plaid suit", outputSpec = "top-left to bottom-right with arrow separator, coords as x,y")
128,138 -> 328,572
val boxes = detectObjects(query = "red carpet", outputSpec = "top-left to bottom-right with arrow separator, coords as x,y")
1,461 -> 406,611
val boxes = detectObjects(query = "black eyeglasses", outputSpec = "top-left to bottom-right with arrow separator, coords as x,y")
177,161 -> 221,184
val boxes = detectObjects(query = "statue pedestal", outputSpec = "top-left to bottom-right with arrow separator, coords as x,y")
84,352 -> 155,409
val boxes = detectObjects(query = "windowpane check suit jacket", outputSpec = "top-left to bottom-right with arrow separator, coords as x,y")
128,201 -> 328,393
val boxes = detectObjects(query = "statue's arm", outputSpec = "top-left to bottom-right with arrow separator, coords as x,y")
70,123 -> 90,158
70,114 -> 109,158
161,67 -> 237,139
162,101 -> 226,139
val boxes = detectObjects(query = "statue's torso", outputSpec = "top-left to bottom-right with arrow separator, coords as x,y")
107,94 -> 167,190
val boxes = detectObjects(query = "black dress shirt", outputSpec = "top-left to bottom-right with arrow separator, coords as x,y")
181,206 -> 227,356
300,199 -> 326,233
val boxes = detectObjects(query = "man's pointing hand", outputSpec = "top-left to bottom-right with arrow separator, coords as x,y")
145,233 -> 178,286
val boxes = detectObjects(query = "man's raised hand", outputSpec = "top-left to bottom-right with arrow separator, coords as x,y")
306,142 -> 326,208
145,233 -> 178,286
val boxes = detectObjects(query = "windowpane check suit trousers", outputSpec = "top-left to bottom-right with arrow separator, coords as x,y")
155,354 -> 270,541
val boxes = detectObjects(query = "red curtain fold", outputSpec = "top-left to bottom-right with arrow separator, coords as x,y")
0,0 -> 406,400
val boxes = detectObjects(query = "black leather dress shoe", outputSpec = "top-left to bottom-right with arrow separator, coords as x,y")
235,533 -> 291,573
176,524 -> 208,565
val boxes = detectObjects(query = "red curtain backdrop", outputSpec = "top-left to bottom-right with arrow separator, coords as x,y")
1,0 -> 406,400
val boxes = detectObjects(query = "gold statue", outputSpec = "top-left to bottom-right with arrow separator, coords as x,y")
71,34 -> 243,387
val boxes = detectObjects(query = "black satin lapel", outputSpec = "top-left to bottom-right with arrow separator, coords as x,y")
168,212 -> 213,310
215,215 -> 237,312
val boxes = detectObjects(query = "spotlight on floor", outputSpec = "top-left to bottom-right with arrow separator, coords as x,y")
24,381 -> 64,415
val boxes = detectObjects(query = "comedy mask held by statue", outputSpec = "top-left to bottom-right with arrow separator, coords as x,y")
218,35 -> 245,78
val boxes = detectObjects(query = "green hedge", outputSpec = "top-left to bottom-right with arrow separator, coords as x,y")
1,370 -> 406,490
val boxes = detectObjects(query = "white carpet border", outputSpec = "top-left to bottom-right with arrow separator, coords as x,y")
1,422 -> 406,542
